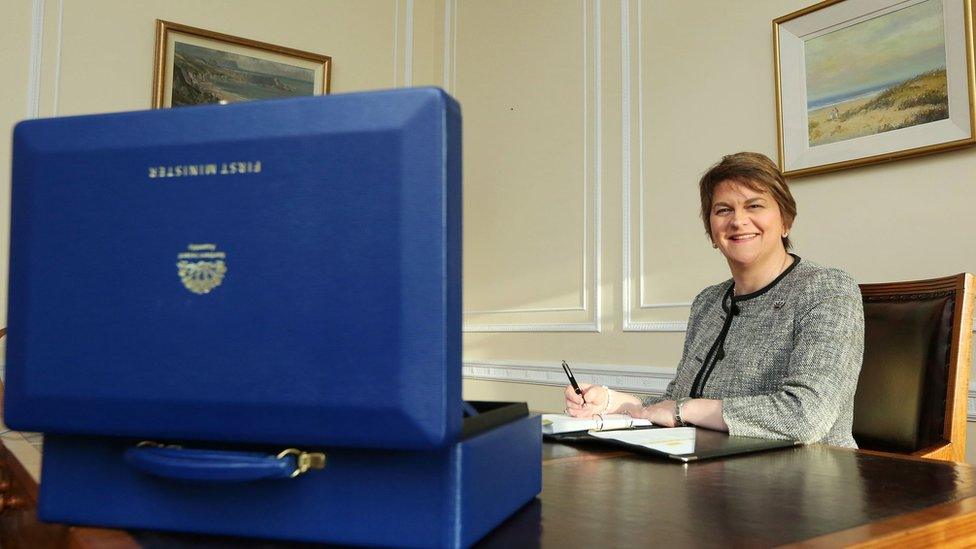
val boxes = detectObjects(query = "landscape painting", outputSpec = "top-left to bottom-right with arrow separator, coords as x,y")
172,42 -> 315,106
153,20 -> 331,108
804,0 -> 948,147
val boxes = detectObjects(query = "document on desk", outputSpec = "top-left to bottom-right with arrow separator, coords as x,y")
543,416 -> 801,461
589,427 -> 697,455
541,414 -> 652,435
587,427 -> 802,462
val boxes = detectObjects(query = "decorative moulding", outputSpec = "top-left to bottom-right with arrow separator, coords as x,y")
457,0 -> 602,333
463,359 -> 976,422
462,322 -> 600,333
619,1 -> 698,333
463,359 -> 674,395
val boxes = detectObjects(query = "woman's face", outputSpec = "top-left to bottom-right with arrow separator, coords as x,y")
709,179 -> 789,269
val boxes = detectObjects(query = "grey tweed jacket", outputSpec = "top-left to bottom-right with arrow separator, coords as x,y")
645,256 -> 865,447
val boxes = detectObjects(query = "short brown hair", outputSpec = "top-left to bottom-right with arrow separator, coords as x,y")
698,152 -> 797,250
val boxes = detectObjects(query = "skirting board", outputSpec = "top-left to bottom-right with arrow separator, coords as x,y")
462,360 -> 976,422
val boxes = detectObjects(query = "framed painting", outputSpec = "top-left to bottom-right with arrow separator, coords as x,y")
152,20 -> 331,108
774,0 -> 976,177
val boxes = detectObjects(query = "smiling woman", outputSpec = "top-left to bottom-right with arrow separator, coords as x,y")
701,152 -> 797,295
565,152 -> 866,448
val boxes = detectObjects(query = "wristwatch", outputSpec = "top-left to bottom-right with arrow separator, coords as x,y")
674,397 -> 692,427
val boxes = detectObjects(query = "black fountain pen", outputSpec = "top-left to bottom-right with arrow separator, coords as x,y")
561,360 -> 586,404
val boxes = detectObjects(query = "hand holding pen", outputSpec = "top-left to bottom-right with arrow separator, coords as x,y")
561,360 -> 585,403
561,360 -> 611,417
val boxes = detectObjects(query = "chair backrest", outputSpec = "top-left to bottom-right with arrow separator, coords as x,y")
853,273 -> 974,462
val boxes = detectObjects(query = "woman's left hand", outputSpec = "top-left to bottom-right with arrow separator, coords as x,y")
641,400 -> 678,427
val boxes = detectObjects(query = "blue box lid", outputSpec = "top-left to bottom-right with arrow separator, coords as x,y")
4,88 -> 462,450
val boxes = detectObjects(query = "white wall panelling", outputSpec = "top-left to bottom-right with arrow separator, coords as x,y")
460,0 -> 603,332
460,0 -> 602,333
621,0 -> 693,332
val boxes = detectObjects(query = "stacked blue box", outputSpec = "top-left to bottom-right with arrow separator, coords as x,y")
4,88 -> 541,547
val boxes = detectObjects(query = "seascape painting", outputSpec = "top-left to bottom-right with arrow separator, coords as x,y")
804,0 -> 948,147
172,42 -> 315,106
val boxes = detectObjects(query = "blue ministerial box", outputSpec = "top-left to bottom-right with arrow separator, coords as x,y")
4,88 -> 541,547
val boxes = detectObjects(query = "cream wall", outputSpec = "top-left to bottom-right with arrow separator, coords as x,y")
2,0 -> 976,462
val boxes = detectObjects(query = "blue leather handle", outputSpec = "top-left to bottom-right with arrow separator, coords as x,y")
124,446 -> 297,482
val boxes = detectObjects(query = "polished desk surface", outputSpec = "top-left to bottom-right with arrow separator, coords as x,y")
3,437 -> 976,547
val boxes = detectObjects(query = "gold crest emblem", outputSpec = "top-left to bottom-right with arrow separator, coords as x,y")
177,244 -> 227,294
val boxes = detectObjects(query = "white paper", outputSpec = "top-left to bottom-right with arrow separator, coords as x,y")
589,427 -> 698,455
541,414 -> 653,435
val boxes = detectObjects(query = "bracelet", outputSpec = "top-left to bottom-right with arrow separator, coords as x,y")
600,386 -> 613,415
674,397 -> 692,427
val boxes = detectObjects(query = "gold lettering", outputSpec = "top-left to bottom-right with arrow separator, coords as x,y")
205,164 -> 217,175
148,167 -> 157,178
254,161 -> 262,173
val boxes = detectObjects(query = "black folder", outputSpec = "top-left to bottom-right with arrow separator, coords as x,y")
546,426 -> 801,462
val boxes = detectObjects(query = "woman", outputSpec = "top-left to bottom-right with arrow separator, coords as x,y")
565,152 -> 864,447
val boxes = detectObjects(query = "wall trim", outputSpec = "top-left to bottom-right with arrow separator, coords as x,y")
404,0 -> 414,87
619,0 -> 644,330
620,320 -> 687,332
459,0 -> 602,332
53,0 -> 63,115
465,306 -> 588,315
27,0 -> 45,118
442,0 -> 452,90
621,0 -> 694,331
463,359 -> 672,395
393,0 -> 399,85
463,322 -> 599,333
592,0 -> 603,332
464,359 -> 976,422
393,0 -> 414,88
620,0 -> 632,328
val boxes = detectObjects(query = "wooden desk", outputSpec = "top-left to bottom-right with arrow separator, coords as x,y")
483,442 -> 976,547
2,439 -> 976,547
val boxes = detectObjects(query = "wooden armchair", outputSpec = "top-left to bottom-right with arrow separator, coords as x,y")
853,273 -> 974,462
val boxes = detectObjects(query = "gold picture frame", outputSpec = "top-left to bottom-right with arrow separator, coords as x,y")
773,0 -> 976,177
152,20 -> 331,108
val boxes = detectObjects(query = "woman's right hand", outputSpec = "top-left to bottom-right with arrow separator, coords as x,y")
564,383 -> 609,417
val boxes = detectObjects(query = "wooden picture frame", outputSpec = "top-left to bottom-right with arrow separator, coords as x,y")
152,20 -> 331,108
773,0 -> 976,177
